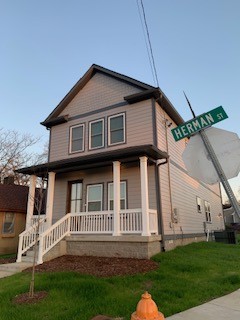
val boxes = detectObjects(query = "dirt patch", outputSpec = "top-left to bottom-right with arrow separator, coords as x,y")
23,255 -> 158,277
13,291 -> 48,304
0,256 -> 16,264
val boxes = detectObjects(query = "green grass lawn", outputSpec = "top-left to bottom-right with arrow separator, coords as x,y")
1,241 -> 240,320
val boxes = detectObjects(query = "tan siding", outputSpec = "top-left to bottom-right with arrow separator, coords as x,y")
161,163 -> 224,236
52,163 -> 157,222
50,100 -> 153,162
59,73 -> 141,117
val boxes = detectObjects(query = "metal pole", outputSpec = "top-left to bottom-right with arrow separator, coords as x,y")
200,130 -> 240,219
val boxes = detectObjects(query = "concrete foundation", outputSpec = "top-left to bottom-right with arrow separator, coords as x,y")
65,235 -> 162,259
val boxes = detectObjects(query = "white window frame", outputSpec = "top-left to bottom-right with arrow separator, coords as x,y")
108,181 -> 127,210
89,118 -> 104,150
204,201 -> 212,222
196,196 -> 202,213
108,113 -> 125,146
86,184 -> 103,212
69,123 -> 85,154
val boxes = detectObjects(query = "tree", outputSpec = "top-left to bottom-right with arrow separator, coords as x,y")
0,128 -> 47,184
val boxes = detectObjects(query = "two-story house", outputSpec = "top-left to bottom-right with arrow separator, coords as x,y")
17,64 -> 224,264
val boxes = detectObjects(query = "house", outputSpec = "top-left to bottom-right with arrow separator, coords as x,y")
223,203 -> 240,225
0,177 -> 46,255
17,64 -> 224,264
0,179 -> 28,254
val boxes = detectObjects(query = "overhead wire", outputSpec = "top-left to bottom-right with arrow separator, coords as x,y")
136,0 -> 160,88
136,0 -> 155,86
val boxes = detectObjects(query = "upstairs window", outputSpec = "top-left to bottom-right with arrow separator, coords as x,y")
196,197 -> 202,213
108,113 -> 125,146
204,201 -> 211,222
2,213 -> 15,234
70,124 -> 84,153
108,181 -> 127,210
89,119 -> 104,149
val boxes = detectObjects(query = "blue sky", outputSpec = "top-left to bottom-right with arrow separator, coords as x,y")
0,0 -> 239,199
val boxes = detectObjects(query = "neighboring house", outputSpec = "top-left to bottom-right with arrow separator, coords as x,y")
17,64 -> 224,264
0,181 -> 28,254
223,204 -> 240,224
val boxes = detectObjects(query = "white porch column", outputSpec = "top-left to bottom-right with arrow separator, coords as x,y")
46,171 -> 56,228
26,175 -> 37,229
113,161 -> 121,236
140,156 -> 150,236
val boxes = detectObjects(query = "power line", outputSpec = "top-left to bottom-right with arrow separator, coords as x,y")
136,0 -> 155,85
137,0 -> 160,87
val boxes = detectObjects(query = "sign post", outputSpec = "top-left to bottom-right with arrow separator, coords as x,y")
172,106 -> 240,219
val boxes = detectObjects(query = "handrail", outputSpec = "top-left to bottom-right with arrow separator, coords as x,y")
37,214 -> 71,264
16,217 -> 46,263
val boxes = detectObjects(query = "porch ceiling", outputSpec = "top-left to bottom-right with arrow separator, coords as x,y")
17,144 -> 168,177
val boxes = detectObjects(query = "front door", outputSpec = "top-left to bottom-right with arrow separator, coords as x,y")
68,181 -> 83,213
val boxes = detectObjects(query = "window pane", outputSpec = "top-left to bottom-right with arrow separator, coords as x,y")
72,126 -> 83,140
88,185 -> 102,201
3,213 -> 15,234
72,139 -> 83,152
91,121 -> 102,135
92,135 -> 102,148
70,182 -> 82,213
88,201 -> 101,211
109,200 -> 114,210
71,184 -> 77,200
110,116 -> 123,130
111,130 -> 124,144
108,182 -> 126,210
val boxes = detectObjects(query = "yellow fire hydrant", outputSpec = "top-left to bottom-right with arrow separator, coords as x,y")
131,292 -> 165,320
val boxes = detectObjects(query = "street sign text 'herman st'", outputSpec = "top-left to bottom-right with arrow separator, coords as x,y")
171,106 -> 228,141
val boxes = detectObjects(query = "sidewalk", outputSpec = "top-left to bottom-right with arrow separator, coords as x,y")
0,262 -> 32,278
166,289 -> 240,320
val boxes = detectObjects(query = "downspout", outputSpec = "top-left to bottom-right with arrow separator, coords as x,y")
156,159 -> 168,251
152,97 -> 167,251
163,115 -> 177,240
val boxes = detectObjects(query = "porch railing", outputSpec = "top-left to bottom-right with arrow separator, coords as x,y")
17,217 -> 46,263
17,209 -> 158,264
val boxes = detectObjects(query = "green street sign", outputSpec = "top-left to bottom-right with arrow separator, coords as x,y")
171,106 -> 228,142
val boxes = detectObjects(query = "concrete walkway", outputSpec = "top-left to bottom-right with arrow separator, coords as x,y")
0,262 -> 32,278
166,289 -> 240,320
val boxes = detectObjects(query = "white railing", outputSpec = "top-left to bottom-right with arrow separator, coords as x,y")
18,208 -> 158,264
120,209 -> 142,233
70,211 -> 113,234
17,217 -> 46,263
37,213 -> 71,264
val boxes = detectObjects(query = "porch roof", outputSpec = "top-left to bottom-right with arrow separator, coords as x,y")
17,144 -> 168,177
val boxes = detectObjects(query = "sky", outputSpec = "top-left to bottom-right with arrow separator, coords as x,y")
0,0 -> 239,200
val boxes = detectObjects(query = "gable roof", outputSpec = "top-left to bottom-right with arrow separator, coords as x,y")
0,184 -> 28,213
41,64 -> 184,128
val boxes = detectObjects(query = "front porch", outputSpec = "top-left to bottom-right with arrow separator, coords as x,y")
17,146 -> 167,264
17,208 -> 158,263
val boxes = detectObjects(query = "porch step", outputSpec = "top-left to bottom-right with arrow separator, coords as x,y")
21,246 -> 39,263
